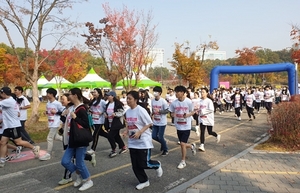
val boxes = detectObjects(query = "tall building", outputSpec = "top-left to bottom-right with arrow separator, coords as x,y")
196,50 -> 226,60
148,48 -> 164,68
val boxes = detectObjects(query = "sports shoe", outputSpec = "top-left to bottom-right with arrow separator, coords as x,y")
74,174 -> 82,187
5,155 -> 14,161
109,151 -> 117,158
156,161 -> 163,177
177,141 -> 180,145
195,126 -> 200,136
32,146 -> 40,158
238,117 -> 241,121
161,150 -> 169,156
191,143 -> 196,155
91,154 -> 96,167
216,134 -> 221,143
58,178 -> 73,185
177,160 -> 186,169
79,180 -> 93,191
257,111 -> 260,114
119,147 -> 128,154
198,144 -> 205,152
0,161 -> 5,168
136,180 -> 150,190
39,153 -> 51,161
86,149 -> 95,155
170,123 -> 175,126
249,118 -> 252,121
16,146 -> 22,158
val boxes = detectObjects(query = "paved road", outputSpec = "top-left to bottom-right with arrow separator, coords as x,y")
0,109 -> 271,193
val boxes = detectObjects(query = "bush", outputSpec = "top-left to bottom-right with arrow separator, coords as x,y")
269,95 -> 300,150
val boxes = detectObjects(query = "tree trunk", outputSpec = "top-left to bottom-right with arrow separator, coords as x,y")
28,70 -> 40,124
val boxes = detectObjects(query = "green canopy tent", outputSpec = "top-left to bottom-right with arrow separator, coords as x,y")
116,74 -> 161,88
39,76 -> 73,89
37,75 -> 50,89
72,68 -> 111,88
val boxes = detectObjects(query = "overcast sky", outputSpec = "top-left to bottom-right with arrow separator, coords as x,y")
1,0 -> 299,69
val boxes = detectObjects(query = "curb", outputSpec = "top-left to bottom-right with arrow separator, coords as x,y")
166,133 -> 270,193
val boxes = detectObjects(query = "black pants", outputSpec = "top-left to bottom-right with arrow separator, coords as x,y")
20,120 -> 34,144
108,129 -> 125,150
235,107 -> 241,117
225,102 -> 232,111
265,102 -> 272,114
246,106 -> 255,118
255,102 -> 261,112
200,123 -> 217,144
90,124 -> 115,151
193,113 -> 199,125
129,148 -> 160,183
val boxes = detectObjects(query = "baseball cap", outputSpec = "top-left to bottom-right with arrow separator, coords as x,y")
0,87 -> 12,95
105,91 -> 116,97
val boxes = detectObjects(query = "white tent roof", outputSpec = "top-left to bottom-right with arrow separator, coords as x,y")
37,75 -> 49,86
78,68 -> 107,82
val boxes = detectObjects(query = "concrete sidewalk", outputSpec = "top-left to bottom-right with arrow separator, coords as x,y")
167,137 -> 300,193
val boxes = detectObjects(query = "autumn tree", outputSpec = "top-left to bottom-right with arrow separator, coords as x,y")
82,3 -> 158,91
169,43 -> 205,88
0,0 -> 86,123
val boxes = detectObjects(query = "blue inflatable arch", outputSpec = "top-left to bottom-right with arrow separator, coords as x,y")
210,63 -> 298,95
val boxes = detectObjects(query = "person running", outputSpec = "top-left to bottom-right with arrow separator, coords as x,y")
198,87 -> 221,152
124,90 -> 162,190
104,91 -> 128,158
192,92 -> 201,130
169,85 -> 196,169
264,85 -> 274,114
280,86 -> 290,102
61,88 -> 93,191
87,88 -> 115,156
14,86 -> 35,144
254,87 -> 262,113
244,88 -> 256,121
231,89 -> 243,121
0,87 -> 40,168
40,88 -> 64,161
224,88 -> 233,112
165,88 -> 176,126
151,86 -> 169,156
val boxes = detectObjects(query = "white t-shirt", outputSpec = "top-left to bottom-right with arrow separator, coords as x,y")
0,97 -> 21,129
120,96 -> 129,112
17,95 -> 30,121
46,100 -> 64,128
191,98 -> 201,111
166,94 -> 177,104
198,98 -> 214,126
0,106 -> 3,134
151,98 -> 169,126
106,102 -> 115,127
169,97 -> 193,131
234,94 -> 242,108
245,94 -> 255,108
90,99 -> 106,124
125,105 -> 153,149
264,90 -> 274,102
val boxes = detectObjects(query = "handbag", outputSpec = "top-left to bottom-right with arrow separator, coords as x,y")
72,106 -> 93,144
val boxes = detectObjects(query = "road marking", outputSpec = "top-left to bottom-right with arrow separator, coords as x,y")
221,169 -> 300,174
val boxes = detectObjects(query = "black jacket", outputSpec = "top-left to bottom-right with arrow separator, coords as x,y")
104,102 -> 125,130
231,93 -> 243,110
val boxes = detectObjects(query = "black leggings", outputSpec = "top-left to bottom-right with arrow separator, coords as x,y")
235,107 -> 241,117
90,124 -> 115,151
255,102 -> 261,112
200,123 -> 217,144
108,129 -> 126,150
265,102 -> 272,114
193,113 -> 199,125
246,106 -> 254,118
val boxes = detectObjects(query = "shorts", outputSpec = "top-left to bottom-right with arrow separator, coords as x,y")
177,130 -> 191,143
2,127 -> 22,140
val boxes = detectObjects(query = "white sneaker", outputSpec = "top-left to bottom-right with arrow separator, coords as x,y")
32,146 -> 40,158
58,178 -> 73,185
91,154 -> 96,167
195,126 -> 200,136
87,149 -> 95,155
238,117 -> 241,121
16,146 -> 22,158
216,134 -> 221,143
39,153 -> 51,161
198,144 -> 205,152
0,161 -> 5,168
79,180 -> 93,191
191,143 -> 196,155
177,141 -> 180,145
177,161 -> 186,169
136,180 -> 150,190
156,161 -> 163,177
74,174 -> 83,187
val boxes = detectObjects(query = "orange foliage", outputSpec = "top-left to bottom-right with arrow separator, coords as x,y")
235,47 -> 261,65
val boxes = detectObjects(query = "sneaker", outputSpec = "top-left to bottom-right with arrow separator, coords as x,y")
257,111 -> 260,114
119,147 -> 128,154
177,161 -> 186,169
79,180 -> 93,191
91,154 -> 96,167
136,180 -> 150,190
249,118 -> 252,121
198,144 -> 205,152
156,161 -> 163,177
58,178 -> 73,185
230,109 -> 232,112
5,155 -> 14,161
109,151 -> 117,158
238,117 -> 241,121
87,149 -> 95,155
191,143 -> 196,155
195,126 -> 200,136
234,114 -> 237,117
74,174 -> 83,187
0,161 -> 5,168
32,146 -> 40,158
253,115 -> 256,119
39,153 -> 51,161
216,134 -> 221,143
177,141 -> 180,145
161,150 -> 169,156
16,146 -> 22,157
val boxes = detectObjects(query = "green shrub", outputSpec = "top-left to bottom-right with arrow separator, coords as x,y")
270,95 -> 300,150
